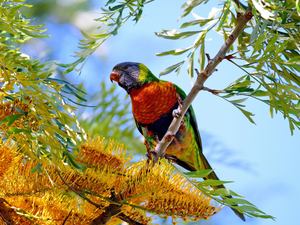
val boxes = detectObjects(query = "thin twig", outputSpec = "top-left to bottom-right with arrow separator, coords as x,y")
62,209 -> 73,225
56,169 -> 102,209
0,198 -> 13,225
0,211 -> 12,225
151,5 -> 253,164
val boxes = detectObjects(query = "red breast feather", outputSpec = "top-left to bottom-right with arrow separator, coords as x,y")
130,81 -> 178,124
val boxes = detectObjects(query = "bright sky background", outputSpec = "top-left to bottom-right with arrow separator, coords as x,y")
24,0 -> 300,224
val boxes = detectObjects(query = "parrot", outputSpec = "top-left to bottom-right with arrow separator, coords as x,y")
110,62 -> 245,221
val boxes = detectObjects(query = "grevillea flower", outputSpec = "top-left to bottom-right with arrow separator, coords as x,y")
119,160 -> 222,222
0,135 -> 222,224
0,136 -> 22,179
77,134 -> 132,172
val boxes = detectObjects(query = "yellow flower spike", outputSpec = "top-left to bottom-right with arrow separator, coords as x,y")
0,136 -> 22,179
121,158 -> 222,222
2,193 -> 95,225
78,134 -> 133,173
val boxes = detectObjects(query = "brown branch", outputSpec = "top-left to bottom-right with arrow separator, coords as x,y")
0,211 -> 12,225
56,169 -> 102,209
89,203 -> 121,225
62,209 -> 73,225
151,5 -> 253,164
57,170 -> 120,225
0,199 -> 13,225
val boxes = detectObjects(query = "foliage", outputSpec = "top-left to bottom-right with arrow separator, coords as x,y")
154,0 -> 300,134
57,0 -> 153,74
76,81 -> 145,154
1,0 -> 298,224
0,0 -> 85,168
67,0 -> 300,134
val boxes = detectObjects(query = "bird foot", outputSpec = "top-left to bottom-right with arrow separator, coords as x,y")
164,154 -> 177,162
165,133 -> 175,142
172,109 -> 182,118
173,93 -> 183,118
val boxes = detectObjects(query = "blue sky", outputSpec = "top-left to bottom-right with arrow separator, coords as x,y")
23,0 -> 300,224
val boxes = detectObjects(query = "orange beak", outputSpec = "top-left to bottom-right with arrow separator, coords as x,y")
110,72 -> 120,83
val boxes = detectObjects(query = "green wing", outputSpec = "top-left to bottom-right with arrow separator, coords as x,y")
173,84 -> 203,152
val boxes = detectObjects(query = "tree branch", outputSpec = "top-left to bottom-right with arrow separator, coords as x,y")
0,199 -> 13,225
62,209 -> 73,225
0,211 -> 12,225
151,5 -> 253,164
56,169 -> 102,209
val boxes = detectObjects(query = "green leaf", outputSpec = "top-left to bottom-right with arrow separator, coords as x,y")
179,0 -> 206,20
197,179 -> 233,187
251,90 -> 268,97
231,205 -> 265,214
155,30 -> 200,40
8,4 -> 25,20
252,32 -> 267,55
230,98 -> 248,104
8,127 -> 32,134
116,10 -> 123,26
223,198 -> 255,206
156,46 -> 193,56
137,0 -> 146,7
31,163 -> 42,174
63,151 -> 81,169
159,61 -> 185,76
0,113 -> 24,127
180,18 -> 213,28
210,188 -> 244,197
187,50 -> 194,78
134,8 -> 143,23
109,4 -> 124,11
236,106 -> 256,124
199,41 -> 205,71
184,169 -> 213,178
216,3 -> 231,32
16,26 -> 50,38
264,33 -> 278,55
106,0 -> 116,6
250,20 -> 260,43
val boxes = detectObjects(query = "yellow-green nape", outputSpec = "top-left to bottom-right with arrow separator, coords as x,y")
138,63 -> 150,82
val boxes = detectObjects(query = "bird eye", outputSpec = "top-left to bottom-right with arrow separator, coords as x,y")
123,65 -> 129,70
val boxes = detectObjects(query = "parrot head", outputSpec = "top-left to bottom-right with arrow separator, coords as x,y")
110,62 -> 158,93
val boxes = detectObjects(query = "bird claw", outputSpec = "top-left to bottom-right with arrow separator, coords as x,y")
145,152 -> 150,158
172,93 -> 183,118
150,150 -> 157,156
172,109 -> 182,118
164,154 -> 177,162
165,133 -> 175,142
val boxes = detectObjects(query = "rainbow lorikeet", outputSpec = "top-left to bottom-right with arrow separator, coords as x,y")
110,62 -> 245,221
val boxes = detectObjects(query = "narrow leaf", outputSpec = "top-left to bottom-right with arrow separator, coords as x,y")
184,169 -> 213,178
156,46 -> 193,56
197,179 -> 233,187
0,113 -> 24,127
159,61 -> 184,76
